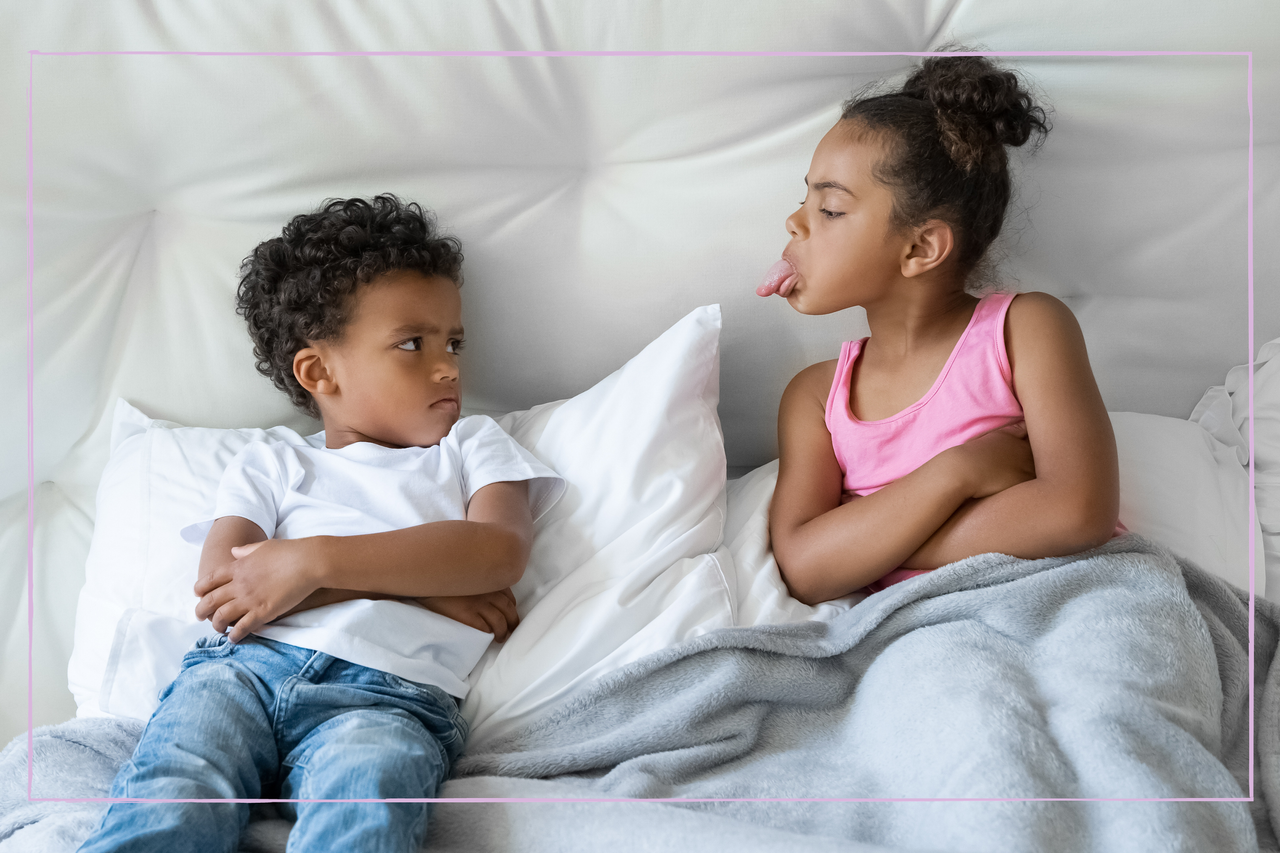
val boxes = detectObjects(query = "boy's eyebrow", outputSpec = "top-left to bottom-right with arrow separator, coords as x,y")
389,322 -> 465,337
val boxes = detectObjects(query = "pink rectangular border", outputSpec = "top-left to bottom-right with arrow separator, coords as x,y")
24,48 -> 1256,807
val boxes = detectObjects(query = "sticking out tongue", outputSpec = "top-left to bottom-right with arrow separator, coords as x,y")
756,258 -> 798,297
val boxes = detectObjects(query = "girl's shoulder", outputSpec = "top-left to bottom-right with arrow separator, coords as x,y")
781,358 -> 841,417
787,358 -> 840,395
1002,290 -> 1087,377
1004,290 -> 1074,323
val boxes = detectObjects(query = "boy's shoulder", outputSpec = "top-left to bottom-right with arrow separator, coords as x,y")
228,435 -> 301,466
218,438 -> 311,492
446,414 -> 517,452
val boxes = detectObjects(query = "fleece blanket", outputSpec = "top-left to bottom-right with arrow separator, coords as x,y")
3,536 -> 1278,852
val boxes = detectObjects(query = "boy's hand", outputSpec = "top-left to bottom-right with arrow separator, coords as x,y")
194,538 -> 324,643
416,589 -> 520,642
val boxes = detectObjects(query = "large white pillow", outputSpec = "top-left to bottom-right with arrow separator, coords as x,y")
721,411 -> 1265,634
462,305 -> 731,743
67,305 -> 731,733
721,459 -> 863,629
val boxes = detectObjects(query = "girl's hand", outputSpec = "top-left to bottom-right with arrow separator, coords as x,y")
416,588 -> 520,642
194,538 -> 326,642
947,421 -> 1036,499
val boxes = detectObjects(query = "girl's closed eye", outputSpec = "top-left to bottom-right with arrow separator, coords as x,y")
798,198 -> 844,220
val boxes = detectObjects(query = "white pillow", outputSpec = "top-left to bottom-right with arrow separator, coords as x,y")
1191,335 -> 1280,598
721,412 -> 1264,633
461,305 -> 731,743
1112,411 -> 1263,597
68,401 -> 315,719
722,459 -> 862,629
68,305 -> 731,733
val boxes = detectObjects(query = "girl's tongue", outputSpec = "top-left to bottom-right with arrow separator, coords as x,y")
757,258 -> 798,297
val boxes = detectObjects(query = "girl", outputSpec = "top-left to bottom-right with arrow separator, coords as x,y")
760,55 -> 1120,605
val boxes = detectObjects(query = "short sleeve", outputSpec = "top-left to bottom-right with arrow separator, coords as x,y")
449,416 -> 566,522
178,441 -> 290,543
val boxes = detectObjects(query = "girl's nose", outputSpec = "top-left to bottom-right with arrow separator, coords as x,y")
785,207 -> 803,238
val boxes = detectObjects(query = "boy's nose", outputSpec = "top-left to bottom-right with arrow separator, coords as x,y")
433,357 -> 458,382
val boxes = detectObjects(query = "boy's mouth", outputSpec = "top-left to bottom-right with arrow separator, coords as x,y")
431,396 -> 460,412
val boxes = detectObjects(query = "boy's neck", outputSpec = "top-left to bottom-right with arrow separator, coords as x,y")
320,417 -> 406,450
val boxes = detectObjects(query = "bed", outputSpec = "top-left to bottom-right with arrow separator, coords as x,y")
3,1 -> 1279,851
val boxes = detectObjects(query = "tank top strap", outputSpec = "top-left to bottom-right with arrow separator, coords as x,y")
824,338 -> 866,435
969,290 -> 1017,387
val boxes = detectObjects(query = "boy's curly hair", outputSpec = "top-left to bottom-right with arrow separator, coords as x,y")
236,194 -> 464,418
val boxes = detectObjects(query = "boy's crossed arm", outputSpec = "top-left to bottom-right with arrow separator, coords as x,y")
194,480 -> 532,643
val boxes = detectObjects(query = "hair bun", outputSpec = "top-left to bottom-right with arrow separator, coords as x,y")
902,55 -> 1049,172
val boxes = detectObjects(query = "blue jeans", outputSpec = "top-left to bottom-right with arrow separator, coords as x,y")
78,634 -> 468,853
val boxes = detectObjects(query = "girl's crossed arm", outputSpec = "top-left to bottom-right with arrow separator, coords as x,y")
194,479 -> 532,643
900,292 -> 1119,570
770,362 -> 1035,604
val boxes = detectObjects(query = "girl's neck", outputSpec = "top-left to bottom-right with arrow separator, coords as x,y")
861,285 -> 978,359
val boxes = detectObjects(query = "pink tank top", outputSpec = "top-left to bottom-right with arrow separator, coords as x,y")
825,292 -> 1023,498
827,291 -> 1126,593
826,292 -> 1021,594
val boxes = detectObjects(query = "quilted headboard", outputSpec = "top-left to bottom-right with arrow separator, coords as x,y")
3,0 -> 1276,740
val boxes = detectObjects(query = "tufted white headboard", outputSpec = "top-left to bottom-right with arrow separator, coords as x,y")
3,0 -> 1277,740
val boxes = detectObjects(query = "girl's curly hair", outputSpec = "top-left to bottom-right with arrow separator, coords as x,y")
236,194 -> 464,418
841,52 -> 1051,285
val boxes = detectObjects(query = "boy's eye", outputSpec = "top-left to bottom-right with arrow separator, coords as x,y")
397,338 -> 422,351
820,208 -> 844,219
447,338 -> 466,354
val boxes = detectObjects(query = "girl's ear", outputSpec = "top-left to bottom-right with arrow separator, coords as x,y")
294,346 -> 338,397
901,219 -> 955,278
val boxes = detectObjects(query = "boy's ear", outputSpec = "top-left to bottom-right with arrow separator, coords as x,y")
901,219 -> 955,278
293,346 -> 338,397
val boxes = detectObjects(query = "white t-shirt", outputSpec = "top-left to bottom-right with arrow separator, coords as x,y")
181,415 -> 564,697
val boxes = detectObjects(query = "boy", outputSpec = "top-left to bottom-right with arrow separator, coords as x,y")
80,195 -> 563,853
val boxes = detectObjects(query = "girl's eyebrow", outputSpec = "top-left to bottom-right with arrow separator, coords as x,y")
805,176 -> 855,196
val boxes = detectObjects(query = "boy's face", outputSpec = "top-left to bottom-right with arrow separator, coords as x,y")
307,270 -> 464,449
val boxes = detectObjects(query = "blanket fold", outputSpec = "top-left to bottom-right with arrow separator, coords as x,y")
451,537 -> 1270,852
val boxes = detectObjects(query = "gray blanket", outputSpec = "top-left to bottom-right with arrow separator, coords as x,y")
5,536 -> 1278,852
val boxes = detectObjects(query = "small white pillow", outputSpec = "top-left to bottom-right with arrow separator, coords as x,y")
69,305 -> 731,733
461,305 -> 731,743
68,400 -> 315,718
1112,411 -> 1263,597
721,412 -> 1264,634
1191,335 -> 1280,597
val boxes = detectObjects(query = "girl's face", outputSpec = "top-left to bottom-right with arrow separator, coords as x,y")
781,122 -> 907,315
